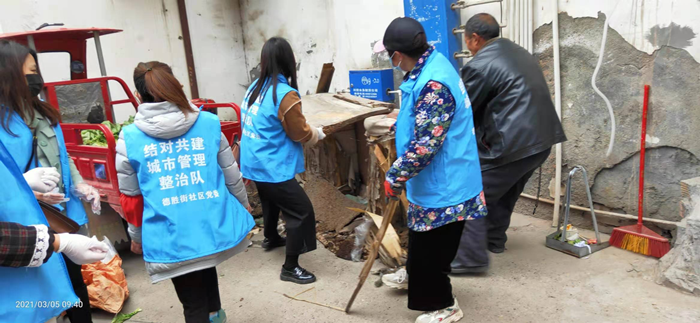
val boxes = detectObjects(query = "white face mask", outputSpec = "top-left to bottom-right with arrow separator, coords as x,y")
390,52 -> 404,72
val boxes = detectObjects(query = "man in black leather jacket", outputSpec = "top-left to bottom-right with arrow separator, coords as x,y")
451,13 -> 566,274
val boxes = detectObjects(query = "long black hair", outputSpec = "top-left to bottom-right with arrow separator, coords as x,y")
0,40 -> 61,135
246,37 -> 298,108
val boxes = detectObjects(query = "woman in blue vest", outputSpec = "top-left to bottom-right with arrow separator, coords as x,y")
0,142 -> 110,323
240,37 -> 324,285
376,18 -> 487,323
0,40 -> 103,323
116,61 -> 254,323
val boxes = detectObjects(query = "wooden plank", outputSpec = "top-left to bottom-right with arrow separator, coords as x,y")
365,212 -> 404,262
302,93 -> 394,135
315,63 -> 335,94
348,207 -> 403,263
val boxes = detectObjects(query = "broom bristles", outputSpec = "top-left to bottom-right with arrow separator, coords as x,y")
610,229 -> 670,258
619,234 -> 648,255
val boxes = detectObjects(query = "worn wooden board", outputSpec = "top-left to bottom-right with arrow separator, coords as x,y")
302,93 -> 395,135
348,207 -> 404,266
305,174 -> 365,233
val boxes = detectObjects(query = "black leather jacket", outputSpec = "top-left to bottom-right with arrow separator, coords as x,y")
462,38 -> 566,170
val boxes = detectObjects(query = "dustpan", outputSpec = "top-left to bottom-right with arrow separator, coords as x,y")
546,166 -> 610,258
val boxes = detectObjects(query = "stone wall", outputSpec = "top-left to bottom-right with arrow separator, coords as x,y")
516,12 -> 700,237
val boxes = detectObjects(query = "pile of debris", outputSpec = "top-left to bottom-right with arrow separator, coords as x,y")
304,174 -> 366,260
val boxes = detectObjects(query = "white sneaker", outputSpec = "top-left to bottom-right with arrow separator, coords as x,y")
415,298 -> 463,323
381,267 -> 408,290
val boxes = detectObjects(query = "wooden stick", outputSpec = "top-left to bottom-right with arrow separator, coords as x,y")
345,200 -> 399,313
293,287 -> 316,298
519,193 -> 679,226
282,293 -> 345,312
373,145 -> 409,210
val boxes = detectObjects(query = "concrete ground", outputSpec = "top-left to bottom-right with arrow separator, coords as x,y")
92,213 -> 700,323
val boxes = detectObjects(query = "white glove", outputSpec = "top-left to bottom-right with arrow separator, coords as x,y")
74,183 -> 102,215
56,234 -> 109,265
23,167 -> 61,193
317,127 -> 326,141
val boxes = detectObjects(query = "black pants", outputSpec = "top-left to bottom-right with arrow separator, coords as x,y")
255,179 -> 317,256
63,254 -> 92,323
407,220 -> 465,311
171,267 -> 221,323
453,149 -> 551,267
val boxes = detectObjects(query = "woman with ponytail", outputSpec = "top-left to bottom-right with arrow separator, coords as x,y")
116,61 -> 254,323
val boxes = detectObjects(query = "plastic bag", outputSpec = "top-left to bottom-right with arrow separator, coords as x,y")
81,237 -> 129,313
351,216 -> 372,262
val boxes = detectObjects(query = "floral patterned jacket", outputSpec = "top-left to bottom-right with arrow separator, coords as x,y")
386,47 -> 487,232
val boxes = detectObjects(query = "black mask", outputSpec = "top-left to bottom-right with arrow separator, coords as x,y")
26,74 -> 44,97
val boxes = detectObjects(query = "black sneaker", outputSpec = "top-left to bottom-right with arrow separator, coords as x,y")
280,266 -> 316,284
262,237 -> 286,251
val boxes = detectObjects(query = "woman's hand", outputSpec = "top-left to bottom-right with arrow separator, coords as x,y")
74,183 -> 102,215
34,191 -> 67,205
24,167 -> 61,193
130,241 -> 143,255
246,204 -> 254,213
56,233 -> 109,265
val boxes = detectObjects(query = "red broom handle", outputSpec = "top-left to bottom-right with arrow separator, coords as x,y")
638,85 -> 650,226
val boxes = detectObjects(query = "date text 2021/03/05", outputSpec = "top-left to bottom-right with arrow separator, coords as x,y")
15,300 -> 84,309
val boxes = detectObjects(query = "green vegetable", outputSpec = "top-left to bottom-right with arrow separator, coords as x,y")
80,116 -> 136,147
111,308 -> 142,323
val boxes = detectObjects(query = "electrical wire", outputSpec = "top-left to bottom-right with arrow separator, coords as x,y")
591,13 -> 616,157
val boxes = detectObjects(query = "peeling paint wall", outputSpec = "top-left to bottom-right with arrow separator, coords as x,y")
532,0 -> 700,62
238,0 -> 404,96
518,12 -> 700,236
458,0 -> 700,64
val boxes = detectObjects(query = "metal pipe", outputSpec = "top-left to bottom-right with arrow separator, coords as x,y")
453,24 -> 508,35
560,167 -> 601,243
552,0 -> 563,227
92,31 -> 107,77
520,0 -> 525,47
520,193 -> 679,227
176,0 -> 200,99
519,0 -> 524,46
26,35 -> 36,51
452,0 -> 503,10
527,0 -> 533,53
508,0 -> 518,42
387,89 -> 402,109
454,51 -> 473,59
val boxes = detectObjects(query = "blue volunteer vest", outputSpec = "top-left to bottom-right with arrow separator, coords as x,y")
240,75 -> 305,183
0,111 -> 88,225
122,112 -> 254,263
0,140 -> 78,323
396,51 -> 483,208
